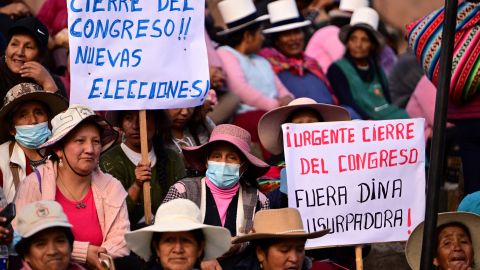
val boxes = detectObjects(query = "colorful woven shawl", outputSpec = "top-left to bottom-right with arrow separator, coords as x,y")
407,1 -> 480,105
259,47 -> 339,104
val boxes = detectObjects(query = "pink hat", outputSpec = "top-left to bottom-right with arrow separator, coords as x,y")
182,124 -> 270,180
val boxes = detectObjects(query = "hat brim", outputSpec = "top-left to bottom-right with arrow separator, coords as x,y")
339,23 -> 384,46
258,103 -> 351,155
182,137 -> 270,180
22,221 -> 72,239
0,92 -> 68,144
232,228 -> 329,244
125,220 -> 232,261
263,21 -> 311,34
39,114 -> 118,152
405,212 -> 480,270
217,14 -> 270,36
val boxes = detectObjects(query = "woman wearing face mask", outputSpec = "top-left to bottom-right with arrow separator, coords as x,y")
0,83 -> 67,202
163,124 -> 270,267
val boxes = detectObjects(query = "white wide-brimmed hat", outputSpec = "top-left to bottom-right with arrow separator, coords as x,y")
39,104 -> 117,152
263,0 -> 310,34
258,98 -> 350,155
217,0 -> 269,36
329,0 -> 369,18
339,7 -> 384,46
405,212 -> 480,270
125,199 -> 232,262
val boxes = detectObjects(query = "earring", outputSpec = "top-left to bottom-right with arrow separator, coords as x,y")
59,158 -> 64,168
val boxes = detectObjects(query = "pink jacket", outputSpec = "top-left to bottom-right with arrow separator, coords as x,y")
406,75 -> 454,140
14,160 -> 130,263
217,48 -> 293,111
21,261 -> 86,270
305,25 -> 345,73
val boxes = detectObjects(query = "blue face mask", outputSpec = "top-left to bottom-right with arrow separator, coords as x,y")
206,161 -> 242,189
15,122 -> 51,149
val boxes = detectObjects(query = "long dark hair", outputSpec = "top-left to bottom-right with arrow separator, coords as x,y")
221,22 -> 262,48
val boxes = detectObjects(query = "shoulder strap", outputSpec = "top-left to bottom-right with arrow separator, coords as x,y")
8,142 -> 21,190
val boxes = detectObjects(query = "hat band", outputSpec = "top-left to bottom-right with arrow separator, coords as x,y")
210,133 -> 250,153
226,12 -> 258,29
270,17 -> 304,28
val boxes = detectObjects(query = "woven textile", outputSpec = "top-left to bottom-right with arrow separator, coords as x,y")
407,2 -> 480,105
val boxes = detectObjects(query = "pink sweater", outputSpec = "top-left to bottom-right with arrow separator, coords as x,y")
305,25 -> 345,73
14,160 -> 130,263
217,48 -> 293,111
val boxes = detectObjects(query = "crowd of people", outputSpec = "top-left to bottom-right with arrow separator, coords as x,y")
0,0 -> 479,269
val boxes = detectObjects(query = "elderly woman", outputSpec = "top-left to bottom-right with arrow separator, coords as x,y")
15,104 -> 129,269
221,208 -> 329,269
0,16 -> 66,100
15,200 -> 86,270
406,212 -> 479,270
125,198 -> 231,270
0,83 -> 67,202
327,7 -> 408,120
100,110 -> 185,229
163,124 -> 270,235
258,0 -> 359,119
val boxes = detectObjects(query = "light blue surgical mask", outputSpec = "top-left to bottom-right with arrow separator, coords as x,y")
15,122 -> 51,149
206,161 -> 242,189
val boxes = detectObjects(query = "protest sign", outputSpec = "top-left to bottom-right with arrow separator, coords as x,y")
67,0 -> 209,110
283,119 -> 426,248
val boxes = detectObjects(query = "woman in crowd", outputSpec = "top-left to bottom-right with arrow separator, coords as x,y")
0,16 -> 66,100
327,7 -> 408,120
15,104 -> 129,269
406,211 -> 479,270
258,0 -> 360,119
100,110 -> 185,229
216,0 -> 293,150
125,198 -> 231,270
164,106 -> 214,176
0,83 -> 67,202
15,200 -> 86,270
163,124 -> 270,236
222,208 -> 329,269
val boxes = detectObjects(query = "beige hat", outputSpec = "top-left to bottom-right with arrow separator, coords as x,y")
16,200 -> 72,238
405,212 -> 480,270
0,83 -> 68,144
263,0 -> 311,34
232,208 -> 329,244
125,199 -> 232,262
339,7 -> 384,46
39,104 -> 117,152
258,98 -> 351,155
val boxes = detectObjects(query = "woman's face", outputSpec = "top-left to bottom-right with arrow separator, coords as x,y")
207,143 -> 243,165
24,228 -> 71,270
154,231 -> 204,270
5,33 -> 40,73
167,107 -> 194,130
9,101 -> 49,135
248,28 -> 265,54
290,110 -> 321,124
434,225 -> 474,270
256,238 -> 306,270
56,122 -> 102,175
121,111 -> 156,149
275,29 -> 305,58
346,29 -> 373,60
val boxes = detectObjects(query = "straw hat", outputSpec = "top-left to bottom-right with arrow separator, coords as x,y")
263,0 -> 311,34
125,199 -> 231,262
258,98 -> 351,155
182,124 -> 270,180
39,104 -> 117,152
0,83 -> 68,144
338,7 -> 384,46
217,0 -> 269,36
405,212 -> 480,270
232,208 -> 329,244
